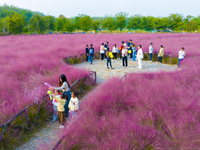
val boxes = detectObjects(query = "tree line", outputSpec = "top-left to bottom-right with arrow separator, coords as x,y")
0,4 -> 200,34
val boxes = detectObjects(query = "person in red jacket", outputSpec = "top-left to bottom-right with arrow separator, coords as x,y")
120,41 -> 125,59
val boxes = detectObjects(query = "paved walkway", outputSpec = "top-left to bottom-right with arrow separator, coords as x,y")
16,59 -> 177,150
73,59 -> 177,84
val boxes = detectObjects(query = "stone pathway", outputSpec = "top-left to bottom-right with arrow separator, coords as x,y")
16,59 -> 177,150
73,59 -> 177,84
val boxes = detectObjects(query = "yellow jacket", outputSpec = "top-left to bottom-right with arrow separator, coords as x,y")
55,97 -> 66,112
158,48 -> 164,57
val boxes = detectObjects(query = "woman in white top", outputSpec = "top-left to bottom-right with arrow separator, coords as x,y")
52,74 -> 71,117
178,47 -> 186,67
112,44 -> 118,60
122,46 -> 128,67
137,45 -> 144,69
100,43 -> 105,61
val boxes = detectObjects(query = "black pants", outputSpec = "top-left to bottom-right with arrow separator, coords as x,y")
120,51 -> 122,59
86,54 -> 89,62
157,57 -> 162,63
101,53 -> 104,60
122,56 -> 128,66
130,51 -> 133,58
107,58 -> 112,68
113,53 -> 117,60
105,50 -> 107,58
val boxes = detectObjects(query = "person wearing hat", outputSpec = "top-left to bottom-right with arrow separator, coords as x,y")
149,43 -> 154,62
104,42 -> 109,59
178,47 -> 186,67
157,45 -> 164,64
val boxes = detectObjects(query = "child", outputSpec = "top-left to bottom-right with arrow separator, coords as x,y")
178,47 -> 186,67
149,43 -> 154,62
89,44 -> 94,64
122,46 -> 128,67
112,44 -> 118,60
53,92 -> 68,128
106,51 -> 114,69
100,43 -> 105,61
157,45 -> 164,64
85,45 -> 89,62
52,90 -> 61,122
137,45 -> 144,69
68,91 -> 79,121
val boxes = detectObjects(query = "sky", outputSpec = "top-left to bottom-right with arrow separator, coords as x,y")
1,0 -> 200,18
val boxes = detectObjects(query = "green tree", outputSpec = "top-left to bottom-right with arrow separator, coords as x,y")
102,16 -> 116,32
0,17 -> 7,32
92,19 -> 100,33
65,18 -> 75,33
79,14 -> 92,32
153,17 -> 169,31
115,12 -> 128,32
74,16 -> 81,31
127,14 -> 142,31
45,15 -> 56,31
5,12 -> 25,34
168,13 -> 183,31
56,17 -> 66,32
140,16 -> 154,31
28,14 -> 46,33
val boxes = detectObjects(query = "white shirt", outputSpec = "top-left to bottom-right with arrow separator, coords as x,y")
179,50 -> 186,59
122,49 -> 128,57
68,97 -> 79,111
100,45 -> 105,54
149,46 -> 154,53
52,95 -> 60,106
54,81 -> 69,91
137,48 -> 144,59
112,47 -> 118,53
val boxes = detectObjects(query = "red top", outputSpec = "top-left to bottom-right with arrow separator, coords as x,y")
120,45 -> 124,51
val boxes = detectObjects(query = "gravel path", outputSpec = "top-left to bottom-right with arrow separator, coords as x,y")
16,59 -> 177,150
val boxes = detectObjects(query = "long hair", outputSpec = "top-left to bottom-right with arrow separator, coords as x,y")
59,74 -> 70,88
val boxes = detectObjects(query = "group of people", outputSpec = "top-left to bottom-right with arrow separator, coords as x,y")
49,74 -> 79,128
85,40 -> 186,69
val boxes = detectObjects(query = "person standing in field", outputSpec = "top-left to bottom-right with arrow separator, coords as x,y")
85,45 -> 89,62
149,43 -> 154,62
127,39 -> 133,59
122,45 -> 128,67
100,43 -> 105,61
112,44 -> 118,61
178,47 -> 186,67
137,45 -> 144,69
104,42 -> 109,59
132,43 -> 137,61
157,45 -> 164,64
106,51 -> 114,69
89,44 -> 94,64
120,41 -> 125,59
52,92 -> 68,128
68,91 -> 79,121
52,74 -> 71,117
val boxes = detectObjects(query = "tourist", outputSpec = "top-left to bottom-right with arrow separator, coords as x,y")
137,45 -> 143,69
120,41 -> 125,59
52,90 -> 61,122
68,91 -> 79,121
149,43 -> 154,62
106,51 -> 114,69
85,45 -> 89,62
122,45 -> 128,67
100,43 -> 105,61
132,43 -> 137,61
89,44 -> 94,64
104,42 -> 109,58
51,74 -> 71,117
178,47 -> 186,67
157,45 -> 164,64
127,39 -> 133,59
112,44 -> 118,60
52,92 -> 68,128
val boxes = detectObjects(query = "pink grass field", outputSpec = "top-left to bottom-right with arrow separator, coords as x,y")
0,33 -> 200,148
